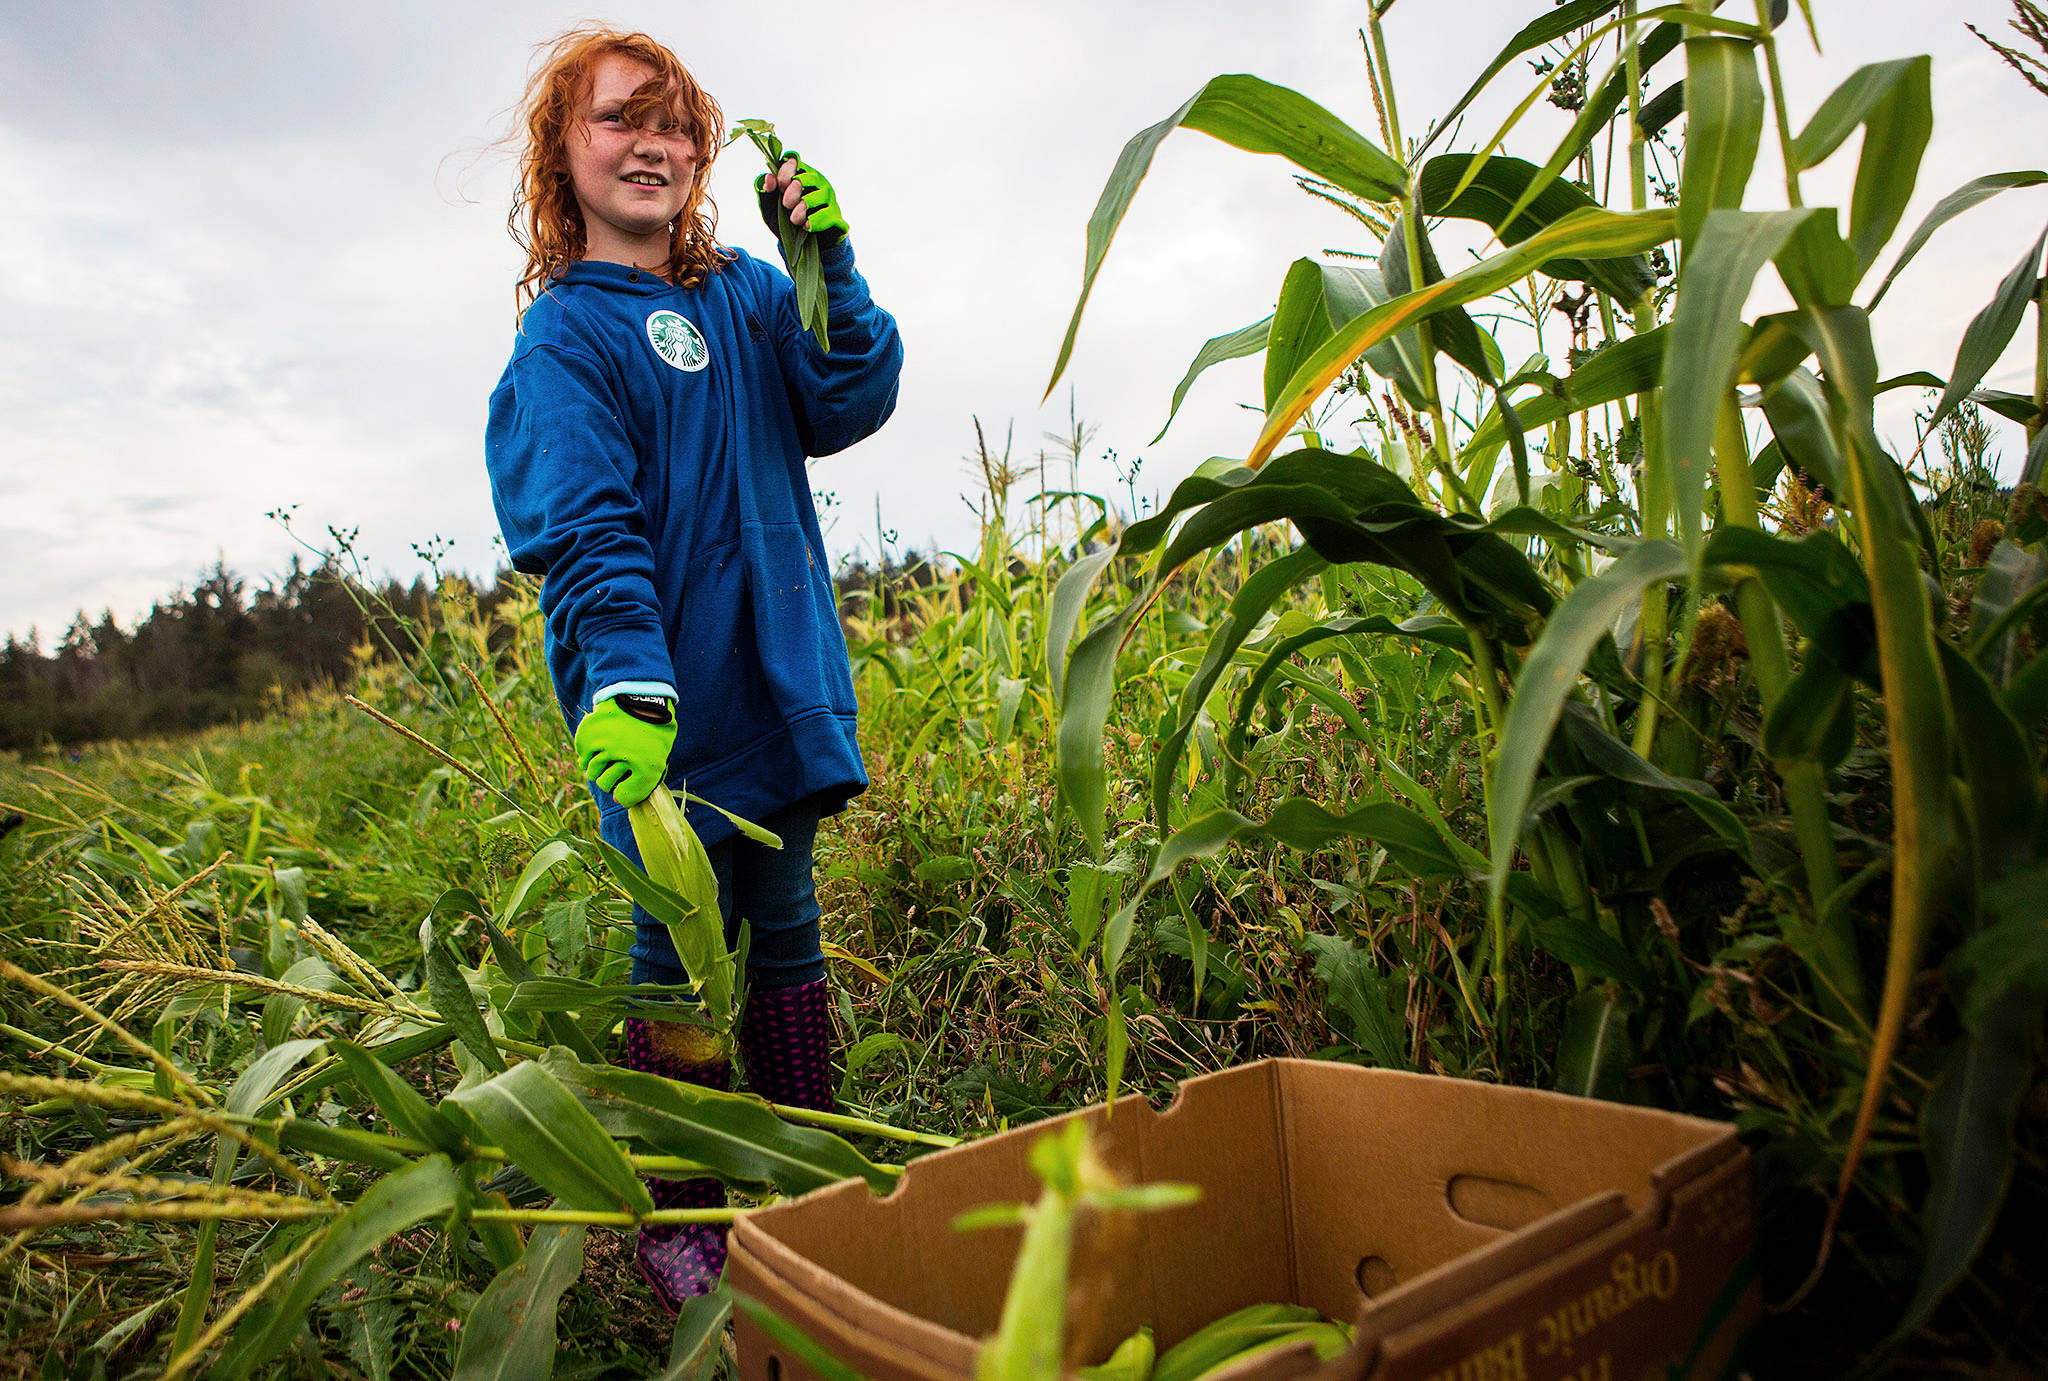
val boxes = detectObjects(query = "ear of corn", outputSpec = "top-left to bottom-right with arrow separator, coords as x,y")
627,785 -> 738,1038
732,117 -> 832,352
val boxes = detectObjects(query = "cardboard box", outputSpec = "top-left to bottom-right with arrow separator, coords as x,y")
729,1059 -> 1761,1381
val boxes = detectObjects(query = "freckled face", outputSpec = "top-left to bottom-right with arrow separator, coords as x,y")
565,53 -> 698,267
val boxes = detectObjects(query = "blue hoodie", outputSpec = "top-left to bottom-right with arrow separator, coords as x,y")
485,238 -> 902,844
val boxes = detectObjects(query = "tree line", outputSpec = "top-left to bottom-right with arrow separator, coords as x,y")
0,550 -> 972,754
0,558 -> 503,753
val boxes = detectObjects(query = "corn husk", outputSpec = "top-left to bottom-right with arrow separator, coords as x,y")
626,785 -> 737,1036
731,118 -> 831,352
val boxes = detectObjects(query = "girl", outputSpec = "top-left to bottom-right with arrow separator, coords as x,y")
483,27 -> 902,1309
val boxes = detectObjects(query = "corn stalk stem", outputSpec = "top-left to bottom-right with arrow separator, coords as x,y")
1712,400 -> 1861,1017
769,1102 -> 960,1148
472,1207 -> 742,1227
1366,8 -> 1471,519
0,1022 -> 121,1075
2034,273 -> 2046,443
1624,0 -> 1674,755
1463,629 -> 1517,995
1755,0 -> 1805,209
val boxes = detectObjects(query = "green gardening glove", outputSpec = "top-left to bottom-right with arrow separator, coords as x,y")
756,152 -> 847,247
574,696 -> 675,808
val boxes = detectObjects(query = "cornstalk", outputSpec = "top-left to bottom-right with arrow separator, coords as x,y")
1713,400 -> 1860,1015
1366,7 -> 1471,519
1757,0 -> 1805,209
1625,0 -> 1676,755
1745,3 -> 1862,1012
1372,0 -> 1524,1006
473,1206 -> 741,1227
2034,269 -> 2046,448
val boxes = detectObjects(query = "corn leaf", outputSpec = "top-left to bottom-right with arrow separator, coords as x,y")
1321,260 -> 1429,409
175,1036 -> 330,1357
1379,213 -> 1500,386
1420,153 -> 1657,303
1883,873 -> 2048,1354
453,1224 -> 587,1381
1677,36 -> 1765,248
1155,316 -> 1271,444
1789,57 -> 1931,270
273,1117 -> 416,1170
656,1291 -> 734,1381
474,917 -> 607,1063
444,1059 -> 654,1216
1762,659 -> 1855,768
1937,642 -> 2039,880
1266,260 -> 1336,413
1659,208 -> 1816,559
1757,365 -> 1845,499
1045,542 -> 1122,704
1793,304 -> 1957,1245
216,1156 -> 461,1380
1058,603 -> 1139,861
421,889 -> 506,1074
1867,169 -> 2048,307
333,1038 -> 469,1156
1461,327 -> 1668,458
1487,538 -> 1688,915
1920,227 -> 2048,441
1554,985 -> 1636,1100
1153,546 -> 1328,826
1048,74 -> 1405,397
1251,208 -> 1677,466
1427,0 -> 1626,142
494,840 -> 579,930
560,1053 -> 896,1196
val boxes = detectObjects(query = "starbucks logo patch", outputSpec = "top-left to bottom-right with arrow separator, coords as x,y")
645,310 -> 709,372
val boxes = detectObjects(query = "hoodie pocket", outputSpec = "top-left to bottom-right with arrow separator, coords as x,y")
748,523 -> 858,721
672,538 -> 774,768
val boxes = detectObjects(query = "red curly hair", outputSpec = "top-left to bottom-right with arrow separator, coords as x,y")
510,27 -> 726,315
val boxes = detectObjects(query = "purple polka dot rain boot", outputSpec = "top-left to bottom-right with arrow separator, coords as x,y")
621,1015 -> 731,1311
738,978 -> 837,1113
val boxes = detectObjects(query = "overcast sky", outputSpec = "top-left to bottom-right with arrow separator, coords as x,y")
2,0 -> 2043,644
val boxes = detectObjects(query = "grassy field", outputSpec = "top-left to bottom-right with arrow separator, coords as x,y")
2,491 -> 2038,1376
0,556 -> 1392,1378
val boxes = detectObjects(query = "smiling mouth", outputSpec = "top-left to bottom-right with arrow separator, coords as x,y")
622,173 -> 668,186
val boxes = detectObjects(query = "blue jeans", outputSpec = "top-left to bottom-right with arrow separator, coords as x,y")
600,794 -> 826,992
